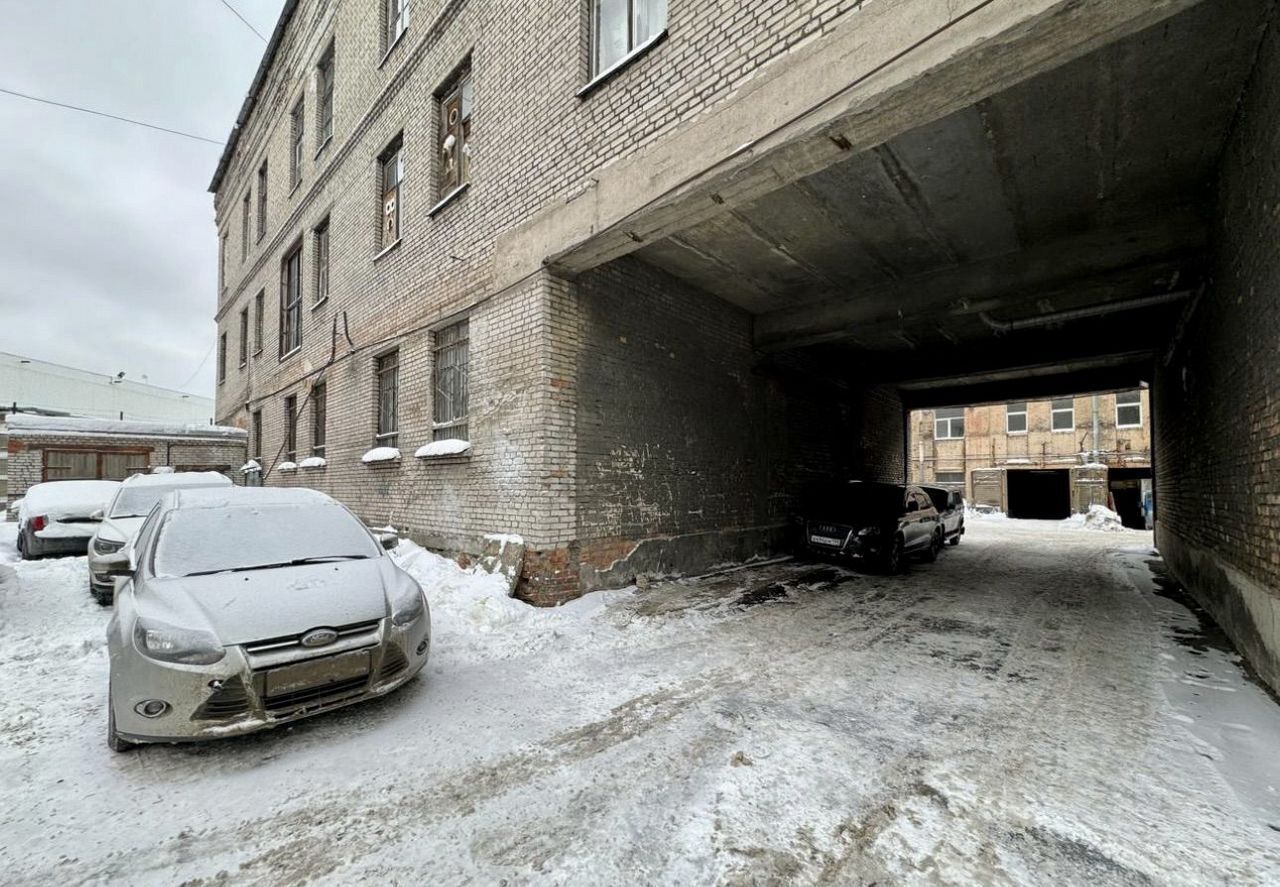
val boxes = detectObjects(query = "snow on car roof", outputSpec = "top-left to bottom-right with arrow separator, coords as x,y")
22,480 -> 121,517
168,486 -> 338,510
121,471 -> 232,488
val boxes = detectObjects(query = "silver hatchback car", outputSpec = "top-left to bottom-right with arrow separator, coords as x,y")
103,487 -> 430,751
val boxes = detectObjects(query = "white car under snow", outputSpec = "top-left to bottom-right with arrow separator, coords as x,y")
17,480 -> 121,559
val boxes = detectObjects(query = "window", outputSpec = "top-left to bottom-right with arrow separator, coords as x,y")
385,0 -> 410,50
283,395 -> 298,462
311,381 -> 327,457
241,191 -> 251,260
375,350 -> 400,447
935,471 -> 965,485
379,137 -> 403,250
934,407 -> 964,440
256,161 -> 268,240
254,290 -> 265,355
314,217 -> 330,304
432,319 -> 469,441
1116,391 -> 1143,428
218,332 -> 227,383
279,244 -> 303,356
317,45 -> 335,148
1006,402 -> 1028,434
251,410 -> 263,459
218,232 -> 227,290
238,308 -> 249,366
1051,398 -> 1075,432
592,0 -> 667,77
437,65 -> 472,198
290,98 -> 305,190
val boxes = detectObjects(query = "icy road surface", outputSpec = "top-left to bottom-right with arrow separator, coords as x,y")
1,516 -> 1279,885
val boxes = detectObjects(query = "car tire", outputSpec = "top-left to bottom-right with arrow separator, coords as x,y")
91,587 -> 112,607
107,686 -> 134,753
921,530 -> 942,564
883,537 -> 905,574
948,534 -> 961,546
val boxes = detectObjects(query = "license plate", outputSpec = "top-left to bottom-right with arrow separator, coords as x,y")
809,534 -> 845,548
265,649 -> 371,697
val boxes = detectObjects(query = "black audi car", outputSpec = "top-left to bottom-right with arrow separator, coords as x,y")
796,481 -> 943,572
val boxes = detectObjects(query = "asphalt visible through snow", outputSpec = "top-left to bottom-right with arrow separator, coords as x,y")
1,517 -> 1279,885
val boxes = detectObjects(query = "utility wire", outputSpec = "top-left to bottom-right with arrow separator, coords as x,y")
217,0 -> 268,42
177,340 -> 217,392
0,86 -> 223,145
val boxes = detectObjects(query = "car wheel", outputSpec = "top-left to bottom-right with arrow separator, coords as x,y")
92,588 -> 112,607
883,537 -> 905,574
107,686 -> 134,753
948,534 -> 961,546
921,530 -> 942,563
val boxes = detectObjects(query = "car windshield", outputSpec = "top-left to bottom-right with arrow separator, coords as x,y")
153,504 -> 381,578
111,483 -> 222,519
809,483 -> 904,520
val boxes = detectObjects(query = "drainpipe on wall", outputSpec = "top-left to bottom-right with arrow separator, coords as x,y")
1092,395 -> 1101,462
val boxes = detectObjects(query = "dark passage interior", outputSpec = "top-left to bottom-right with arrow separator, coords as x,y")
1007,470 -> 1071,521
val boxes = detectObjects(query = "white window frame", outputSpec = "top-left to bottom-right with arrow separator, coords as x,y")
386,0 -> 410,52
934,408 -> 964,440
1116,391 -> 1143,429
590,0 -> 668,80
1051,398 -> 1074,432
1006,402 -> 1028,435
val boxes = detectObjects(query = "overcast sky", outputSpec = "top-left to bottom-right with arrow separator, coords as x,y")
0,0 -> 285,398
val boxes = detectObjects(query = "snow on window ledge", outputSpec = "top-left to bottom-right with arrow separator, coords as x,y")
414,439 -> 471,459
362,446 -> 402,464
299,456 -> 327,469
240,459 -> 262,473
277,461 -> 298,472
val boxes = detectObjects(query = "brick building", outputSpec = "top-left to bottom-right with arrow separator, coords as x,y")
4,414 -> 247,510
909,391 -> 1152,526
209,0 -> 1280,690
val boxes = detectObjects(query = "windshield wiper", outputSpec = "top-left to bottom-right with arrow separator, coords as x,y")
183,555 -> 370,577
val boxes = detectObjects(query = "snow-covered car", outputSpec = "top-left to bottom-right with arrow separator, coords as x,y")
920,486 -> 966,546
102,487 -> 430,751
17,480 -> 121,559
87,471 -> 233,604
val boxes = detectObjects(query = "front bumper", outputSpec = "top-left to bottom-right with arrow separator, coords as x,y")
110,615 -> 431,743
803,524 -> 885,560
87,546 -> 122,594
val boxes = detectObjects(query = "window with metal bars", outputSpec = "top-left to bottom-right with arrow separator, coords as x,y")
375,350 -> 399,447
279,245 -> 302,357
592,0 -> 666,77
290,98 -> 305,190
251,410 -> 263,460
311,381 -> 327,457
432,320 -> 469,441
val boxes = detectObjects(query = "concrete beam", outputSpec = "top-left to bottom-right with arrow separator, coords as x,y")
494,0 -> 1209,290
752,209 -> 1206,351
898,358 -> 1153,411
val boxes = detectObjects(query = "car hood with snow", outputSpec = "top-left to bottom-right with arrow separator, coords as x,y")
95,516 -> 147,546
20,480 -> 120,538
135,557 -> 408,645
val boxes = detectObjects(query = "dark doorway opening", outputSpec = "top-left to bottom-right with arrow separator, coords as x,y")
1109,467 -> 1153,530
1007,469 -> 1071,520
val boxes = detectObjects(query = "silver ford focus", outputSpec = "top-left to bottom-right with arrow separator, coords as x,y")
103,487 -> 430,751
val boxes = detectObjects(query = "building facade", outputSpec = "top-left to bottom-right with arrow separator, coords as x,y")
210,0 -> 907,602
910,391 -> 1153,526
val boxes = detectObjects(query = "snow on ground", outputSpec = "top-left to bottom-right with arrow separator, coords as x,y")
1,518 -> 1279,884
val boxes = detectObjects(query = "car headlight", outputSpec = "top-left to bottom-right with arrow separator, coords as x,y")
390,581 -> 427,627
133,618 -> 225,665
857,526 -> 881,537
94,537 -> 126,555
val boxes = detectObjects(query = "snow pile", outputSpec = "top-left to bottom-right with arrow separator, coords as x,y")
362,447 -> 401,463
277,461 -> 298,472
966,506 -> 1008,520
240,459 -> 261,473
5,413 -> 244,440
151,466 -> 176,474
299,456 -> 327,469
1063,504 -> 1126,532
415,439 -> 472,458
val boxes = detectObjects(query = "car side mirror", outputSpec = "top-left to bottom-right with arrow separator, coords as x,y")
377,532 -> 399,551
90,509 -> 105,521
101,552 -> 133,578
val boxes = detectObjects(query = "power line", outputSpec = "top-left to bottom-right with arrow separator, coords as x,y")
217,0 -> 267,42
178,341 -> 217,392
0,86 -> 223,145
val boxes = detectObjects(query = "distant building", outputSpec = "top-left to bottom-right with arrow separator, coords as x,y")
910,390 -> 1152,528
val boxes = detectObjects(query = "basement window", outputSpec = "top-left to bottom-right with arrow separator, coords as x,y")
1116,391 -> 1143,428
1006,402 -> 1028,435
934,408 -> 964,440
1051,398 -> 1074,432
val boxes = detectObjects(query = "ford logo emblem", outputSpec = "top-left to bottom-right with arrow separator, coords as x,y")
301,628 -> 338,648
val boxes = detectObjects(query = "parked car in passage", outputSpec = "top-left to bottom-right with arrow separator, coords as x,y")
920,486 -> 966,546
16,480 -> 121,559
799,481 -> 943,572
87,471 -> 233,604
102,487 -> 430,751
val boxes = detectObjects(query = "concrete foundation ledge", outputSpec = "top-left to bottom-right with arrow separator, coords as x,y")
578,524 -> 790,593
1157,528 -> 1280,694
